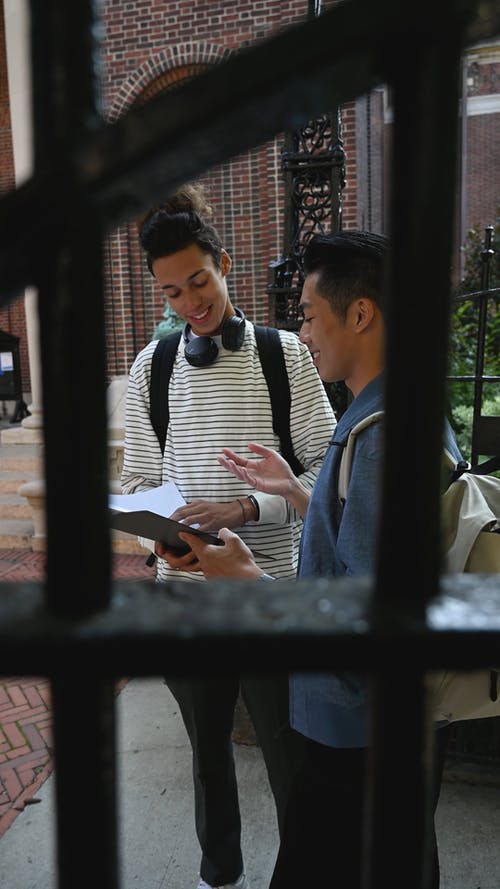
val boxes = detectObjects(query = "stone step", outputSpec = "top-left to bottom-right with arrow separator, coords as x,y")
0,434 -> 147,553
111,531 -> 150,555
0,443 -> 42,473
0,425 -> 143,553
0,519 -> 148,554
0,470 -> 39,493
0,518 -> 35,550
0,433 -> 40,549
0,522 -> 149,559
0,493 -> 31,519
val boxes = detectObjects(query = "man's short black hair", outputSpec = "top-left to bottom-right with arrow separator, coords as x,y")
303,230 -> 389,319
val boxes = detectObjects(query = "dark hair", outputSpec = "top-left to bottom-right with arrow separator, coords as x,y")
303,230 -> 389,320
139,183 -> 223,273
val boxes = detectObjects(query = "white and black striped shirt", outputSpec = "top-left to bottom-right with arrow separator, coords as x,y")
121,322 -> 336,581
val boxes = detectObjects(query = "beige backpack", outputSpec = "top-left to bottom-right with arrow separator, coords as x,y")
338,411 -> 500,724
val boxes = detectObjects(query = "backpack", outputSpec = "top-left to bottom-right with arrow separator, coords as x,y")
337,410 -> 500,725
149,327 -> 305,476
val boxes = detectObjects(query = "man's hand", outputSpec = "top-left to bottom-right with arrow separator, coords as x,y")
170,499 -> 249,532
177,527 -> 263,579
155,540 -> 202,572
217,442 -> 311,517
217,442 -> 294,496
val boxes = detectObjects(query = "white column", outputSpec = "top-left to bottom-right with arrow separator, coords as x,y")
4,0 -> 44,442
3,1 -> 139,551
19,288 -> 43,435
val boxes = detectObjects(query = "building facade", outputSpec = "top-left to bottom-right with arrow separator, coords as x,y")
1,0 -> 499,398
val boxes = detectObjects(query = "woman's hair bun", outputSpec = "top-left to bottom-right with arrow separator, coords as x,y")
160,183 -> 212,220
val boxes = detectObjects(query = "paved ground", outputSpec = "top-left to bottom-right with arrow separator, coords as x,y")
1,675 -> 500,889
0,548 -> 154,838
1,544 -> 500,888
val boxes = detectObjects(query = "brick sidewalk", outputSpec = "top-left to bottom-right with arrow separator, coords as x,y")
0,548 -> 155,582
0,548 -> 155,838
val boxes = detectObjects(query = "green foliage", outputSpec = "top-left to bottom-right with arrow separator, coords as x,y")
449,394 -> 500,459
153,304 -> 184,340
457,220 -> 500,294
448,214 -> 500,456
324,380 -> 350,418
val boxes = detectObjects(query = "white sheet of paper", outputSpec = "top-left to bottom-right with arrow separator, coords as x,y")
109,482 -> 186,519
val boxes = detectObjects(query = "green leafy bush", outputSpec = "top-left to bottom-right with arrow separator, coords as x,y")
449,394 -> 500,458
448,215 -> 500,457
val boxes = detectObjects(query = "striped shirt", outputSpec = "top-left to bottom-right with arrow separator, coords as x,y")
121,322 -> 336,581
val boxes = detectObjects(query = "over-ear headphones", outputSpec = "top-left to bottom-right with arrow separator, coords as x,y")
183,307 -> 246,367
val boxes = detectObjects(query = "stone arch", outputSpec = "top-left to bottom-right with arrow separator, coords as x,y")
105,43 -> 238,374
107,42 -> 234,122
104,41 -> 279,376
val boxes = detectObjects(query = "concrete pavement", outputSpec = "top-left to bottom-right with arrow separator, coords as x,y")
0,678 -> 279,889
1,677 -> 500,889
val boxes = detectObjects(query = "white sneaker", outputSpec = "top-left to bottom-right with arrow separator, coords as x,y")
197,874 -> 249,889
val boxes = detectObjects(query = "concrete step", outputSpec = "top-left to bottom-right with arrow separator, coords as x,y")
0,492 -> 32,519
0,437 -> 40,547
0,518 -> 147,554
0,518 -> 35,549
0,469 -> 39,493
0,435 -> 146,554
0,523 -> 148,558
111,530 -> 150,555
0,443 -> 42,473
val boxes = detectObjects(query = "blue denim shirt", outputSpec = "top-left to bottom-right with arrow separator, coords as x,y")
290,375 -> 462,748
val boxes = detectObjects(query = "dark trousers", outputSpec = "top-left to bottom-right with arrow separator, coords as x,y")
166,675 -> 305,887
269,725 -> 450,889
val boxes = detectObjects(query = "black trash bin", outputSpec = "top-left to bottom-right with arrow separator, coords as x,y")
0,329 -> 30,423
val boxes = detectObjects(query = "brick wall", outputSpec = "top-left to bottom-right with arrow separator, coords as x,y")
0,0 -> 13,195
465,59 -> 500,233
466,113 -> 500,231
2,2 -> 498,394
100,0 -> 357,379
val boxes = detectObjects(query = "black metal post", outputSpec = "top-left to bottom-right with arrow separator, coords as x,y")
471,225 -> 495,463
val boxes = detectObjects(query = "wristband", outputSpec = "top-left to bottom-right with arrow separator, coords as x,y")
247,494 -> 260,521
236,497 -> 250,524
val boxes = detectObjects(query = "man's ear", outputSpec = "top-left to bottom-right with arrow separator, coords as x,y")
353,297 -> 376,332
221,249 -> 232,276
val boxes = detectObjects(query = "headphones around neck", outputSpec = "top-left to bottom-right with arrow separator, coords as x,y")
183,307 -> 246,367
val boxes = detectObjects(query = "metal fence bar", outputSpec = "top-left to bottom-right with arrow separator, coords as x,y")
2,576 -> 500,676
51,677 -> 119,889
0,2 -> 499,888
28,2 -> 117,887
368,9 -> 468,887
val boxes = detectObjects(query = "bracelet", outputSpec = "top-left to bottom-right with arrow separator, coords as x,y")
236,497 -> 249,525
247,494 -> 260,521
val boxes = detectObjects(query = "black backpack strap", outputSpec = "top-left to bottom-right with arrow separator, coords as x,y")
149,332 -> 182,455
468,455 -> 500,475
150,326 -> 305,474
450,454 -> 500,483
254,325 -> 305,476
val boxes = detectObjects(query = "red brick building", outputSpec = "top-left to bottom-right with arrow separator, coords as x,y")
1,0 -> 499,397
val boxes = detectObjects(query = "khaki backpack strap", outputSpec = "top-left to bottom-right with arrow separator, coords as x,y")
338,411 -> 385,503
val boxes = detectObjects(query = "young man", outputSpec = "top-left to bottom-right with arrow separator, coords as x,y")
174,230 -> 463,888
120,185 -> 336,889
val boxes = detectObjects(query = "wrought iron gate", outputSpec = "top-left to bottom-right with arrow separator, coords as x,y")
448,224 -> 500,464
1,3 -> 500,888
446,224 -> 500,766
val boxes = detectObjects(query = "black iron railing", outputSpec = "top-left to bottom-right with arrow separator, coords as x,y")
448,225 -> 500,463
